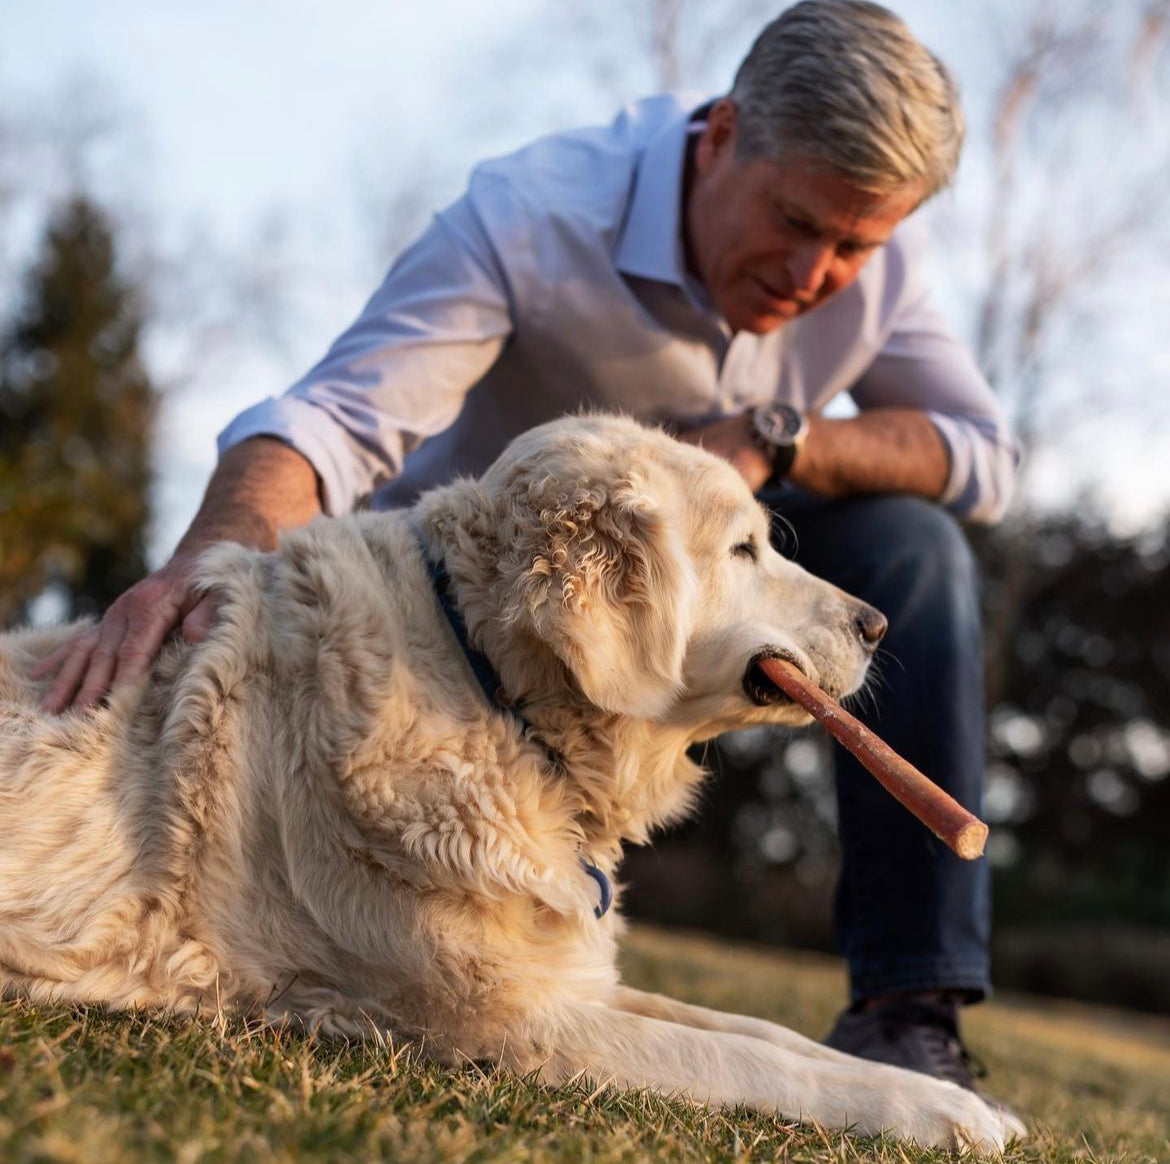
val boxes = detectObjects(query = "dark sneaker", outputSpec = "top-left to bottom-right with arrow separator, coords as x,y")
824,996 -> 987,1091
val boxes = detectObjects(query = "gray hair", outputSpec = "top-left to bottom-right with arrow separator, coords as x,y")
729,0 -> 964,198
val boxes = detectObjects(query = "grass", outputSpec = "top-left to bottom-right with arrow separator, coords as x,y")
2,926 -> 1168,1163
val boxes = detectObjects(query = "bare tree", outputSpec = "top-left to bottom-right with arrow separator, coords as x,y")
351,0 -> 783,277
934,2 -> 1170,702
947,1 -> 1170,492
540,0 -> 775,99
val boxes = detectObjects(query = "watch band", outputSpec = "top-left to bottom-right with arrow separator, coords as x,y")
769,438 -> 799,479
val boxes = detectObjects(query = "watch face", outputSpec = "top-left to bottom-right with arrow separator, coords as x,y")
754,403 -> 804,446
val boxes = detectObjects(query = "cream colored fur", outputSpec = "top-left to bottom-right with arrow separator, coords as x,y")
0,415 -> 1021,1151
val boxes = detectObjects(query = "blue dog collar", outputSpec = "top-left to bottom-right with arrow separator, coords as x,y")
420,530 -> 612,921
581,859 -> 613,919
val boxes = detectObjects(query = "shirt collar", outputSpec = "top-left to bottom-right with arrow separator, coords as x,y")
615,100 -> 707,295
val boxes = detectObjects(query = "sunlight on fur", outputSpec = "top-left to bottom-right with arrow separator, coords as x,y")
0,414 -> 1022,1151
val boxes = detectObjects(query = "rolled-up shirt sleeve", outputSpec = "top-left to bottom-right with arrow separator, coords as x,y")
218,195 -> 515,515
851,252 -> 1019,525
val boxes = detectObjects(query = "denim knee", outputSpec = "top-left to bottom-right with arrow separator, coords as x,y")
847,497 -> 979,632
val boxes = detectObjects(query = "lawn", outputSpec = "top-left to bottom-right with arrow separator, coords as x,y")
1,926 -> 1167,1163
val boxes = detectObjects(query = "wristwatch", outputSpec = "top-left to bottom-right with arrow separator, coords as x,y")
750,403 -> 808,481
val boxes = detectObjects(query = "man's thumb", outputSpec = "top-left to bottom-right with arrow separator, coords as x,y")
180,593 -> 218,644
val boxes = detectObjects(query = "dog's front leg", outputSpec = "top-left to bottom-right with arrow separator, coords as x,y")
518,1001 -> 1018,1151
612,985 -> 854,1063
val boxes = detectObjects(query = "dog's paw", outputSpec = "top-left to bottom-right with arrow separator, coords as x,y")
903,1081 -> 1026,1152
819,1066 -> 1025,1153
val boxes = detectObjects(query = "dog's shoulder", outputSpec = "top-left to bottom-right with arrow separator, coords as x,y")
206,511 -> 518,794
252,512 -> 468,707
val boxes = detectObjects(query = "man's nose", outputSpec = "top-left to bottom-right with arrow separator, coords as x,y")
855,603 -> 887,651
786,243 -> 835,299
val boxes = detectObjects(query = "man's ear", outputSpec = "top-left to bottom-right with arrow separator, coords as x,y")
500,474 -> 698,719
695,97 -> 738,174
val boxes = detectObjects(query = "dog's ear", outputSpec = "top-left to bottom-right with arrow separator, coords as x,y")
500,472 -> 698,718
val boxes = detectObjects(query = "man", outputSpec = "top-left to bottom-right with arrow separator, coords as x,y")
36,0 -> 1016,1092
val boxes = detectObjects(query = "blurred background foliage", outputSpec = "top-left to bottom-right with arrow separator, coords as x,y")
0,196 -> 155,626
1,0 -> 1168,1014
622,510 -> 1170,1013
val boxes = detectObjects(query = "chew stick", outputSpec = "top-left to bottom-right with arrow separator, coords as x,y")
758,657 -> 988,860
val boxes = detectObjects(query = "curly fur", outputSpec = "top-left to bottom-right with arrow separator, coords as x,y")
0,414 -> 1021,1150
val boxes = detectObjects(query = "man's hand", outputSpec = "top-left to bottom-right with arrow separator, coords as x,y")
33,435 -> 323,714
32,554 -> 217,713
679,408 -> 949,501
677,413 -> 775,493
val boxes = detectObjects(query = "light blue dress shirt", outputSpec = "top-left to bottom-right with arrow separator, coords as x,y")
219,94 -> 1017,523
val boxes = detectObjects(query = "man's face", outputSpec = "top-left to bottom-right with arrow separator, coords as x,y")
686,99 -> 925,334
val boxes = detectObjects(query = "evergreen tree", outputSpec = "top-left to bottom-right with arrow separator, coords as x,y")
0,195 -> 155,626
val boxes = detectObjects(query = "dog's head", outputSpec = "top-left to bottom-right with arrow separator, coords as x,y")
477,417 -> 698,720
472,414 -> 884,733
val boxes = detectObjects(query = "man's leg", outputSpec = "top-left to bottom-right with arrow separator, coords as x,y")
758,486 -> 991,1084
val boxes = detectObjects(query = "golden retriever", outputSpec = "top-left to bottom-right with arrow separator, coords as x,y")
0,415 -> 1021,1150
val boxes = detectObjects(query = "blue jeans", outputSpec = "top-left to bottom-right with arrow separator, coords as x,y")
758,486 -> 992,1004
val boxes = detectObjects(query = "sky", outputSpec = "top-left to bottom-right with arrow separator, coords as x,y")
4,0 -> 1169,561
6,1 -> 528,225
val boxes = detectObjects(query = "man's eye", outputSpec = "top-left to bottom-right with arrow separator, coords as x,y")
839,240 -> 876,259
732,539 -> 758,561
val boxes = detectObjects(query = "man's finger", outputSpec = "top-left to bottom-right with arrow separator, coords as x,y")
181,592 -> 218,644
70,615 -> 130,711
39,627 -> 103,713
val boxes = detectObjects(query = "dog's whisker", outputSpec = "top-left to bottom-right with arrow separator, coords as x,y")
874,646 -> 905,676
769,512 -> 800,557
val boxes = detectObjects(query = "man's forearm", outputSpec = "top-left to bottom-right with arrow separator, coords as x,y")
790,409 -> 949,500
176,437 -> 324,559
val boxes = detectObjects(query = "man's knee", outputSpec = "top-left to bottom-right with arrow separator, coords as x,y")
826,496 -> 980,627
881,497 -> 975,577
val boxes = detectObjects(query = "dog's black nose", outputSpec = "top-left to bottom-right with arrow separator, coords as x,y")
856,604 -> 887,649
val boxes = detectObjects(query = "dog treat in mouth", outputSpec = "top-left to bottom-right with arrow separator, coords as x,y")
758,657 -> 989,860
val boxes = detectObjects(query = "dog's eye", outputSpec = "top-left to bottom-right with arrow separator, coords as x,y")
731,538 -> 758,562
